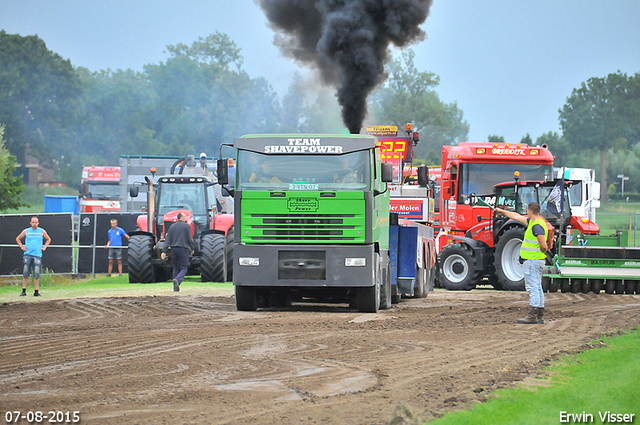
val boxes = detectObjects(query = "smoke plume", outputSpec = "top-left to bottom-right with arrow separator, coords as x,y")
257,0 -> 433,133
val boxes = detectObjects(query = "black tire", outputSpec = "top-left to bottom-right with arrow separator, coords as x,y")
414,267 -> 428,298
625,280 -> 636,295
225,227 -> 235,281
357,255 -> 381,313
615,280 -> 625,295
128,235 -> 156,283
438,243 -> 477,291
570,279 -> 581,294
560,278 -> 571,293
581,279 -> 591,294
200,233 -> 226,282
379,254 -> 392,309
235,285 -> 258,311
542,276 -> 550,293
549,279 -> 558,293
605,280 -> 615,294
591,279 -> 603,294
493,227 -> 526,291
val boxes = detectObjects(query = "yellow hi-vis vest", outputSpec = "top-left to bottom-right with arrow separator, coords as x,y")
520,217 -> 548,260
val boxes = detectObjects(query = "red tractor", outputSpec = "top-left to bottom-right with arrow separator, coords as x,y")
438,175 -> 599,290
127,154 -> 234,283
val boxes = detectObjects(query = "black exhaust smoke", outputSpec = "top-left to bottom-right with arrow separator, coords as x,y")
257,0 -> 433,134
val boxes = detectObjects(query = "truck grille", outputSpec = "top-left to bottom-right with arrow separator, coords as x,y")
247,214 -> 358,242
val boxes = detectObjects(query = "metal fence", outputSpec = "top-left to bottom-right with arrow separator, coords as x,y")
1,213 -> 142,278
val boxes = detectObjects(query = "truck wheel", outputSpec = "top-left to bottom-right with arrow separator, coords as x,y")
200,233 -> 226,282
357,255 -> 381,313
380,256 -> 392,309
128,235 -> 156,283
225,227 -> 235,282
493,227 -> 525,291
414,267 -> 429,298
437,243 -> 477,291
235,285 -> 258,311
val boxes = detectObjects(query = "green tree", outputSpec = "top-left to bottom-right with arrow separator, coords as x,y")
487,135 -> 505,143
520,133 -> 532,145
559,71 -> 640,203
368,49 -> 469,165
0,31 -> 80,168
145,32 -> 281,155
0,125 -> 26,212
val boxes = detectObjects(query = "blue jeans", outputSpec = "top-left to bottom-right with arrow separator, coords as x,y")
23,254 -> 42,279
523,259 -> 545,308
170,247 -> 190,284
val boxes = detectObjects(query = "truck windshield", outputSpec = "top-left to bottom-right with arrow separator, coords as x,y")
84,183 -> 120,200
460,163 -> 553,202
236,151 -> 371,191
157,182 -> 208,216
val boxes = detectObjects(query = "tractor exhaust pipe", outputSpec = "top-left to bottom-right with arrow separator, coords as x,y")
145,176 -> 155,234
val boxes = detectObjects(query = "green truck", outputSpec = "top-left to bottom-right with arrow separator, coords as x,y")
217,134 -> 396,312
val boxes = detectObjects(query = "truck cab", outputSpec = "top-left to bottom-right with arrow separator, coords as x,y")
228,134 -> 393,312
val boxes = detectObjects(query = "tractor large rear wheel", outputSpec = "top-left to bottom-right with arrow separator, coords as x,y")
128,235 -> 156,283
493,227 -> 526,291
200,233 -> 226,282
438,243 -> 477,291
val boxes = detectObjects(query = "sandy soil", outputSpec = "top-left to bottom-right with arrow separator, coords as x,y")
1,289 -> 639,424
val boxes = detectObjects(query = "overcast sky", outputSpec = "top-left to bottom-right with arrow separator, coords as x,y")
3,0 -> 640,142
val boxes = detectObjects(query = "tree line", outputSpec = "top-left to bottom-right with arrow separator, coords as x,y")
1,29 -> 639,210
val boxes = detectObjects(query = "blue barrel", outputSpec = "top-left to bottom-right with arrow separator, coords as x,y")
44,195 -> 79,214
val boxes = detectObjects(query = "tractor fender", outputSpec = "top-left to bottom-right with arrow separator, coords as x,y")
128,230 -> 156,241
450,236 -> 490,272
213,214 -> 235,236
495,219 -> 525,240
136,214 -> 149,233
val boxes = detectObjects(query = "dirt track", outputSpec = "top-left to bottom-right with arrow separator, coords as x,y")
1,289 -> 639,425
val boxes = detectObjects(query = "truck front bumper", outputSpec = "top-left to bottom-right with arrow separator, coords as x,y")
234,244 -> 376,288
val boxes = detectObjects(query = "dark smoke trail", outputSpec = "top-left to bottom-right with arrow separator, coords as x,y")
257,0 -> 433,133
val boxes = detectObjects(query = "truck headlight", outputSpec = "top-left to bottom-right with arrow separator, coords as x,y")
239,257 -> 260,266
345,258 -> 366,267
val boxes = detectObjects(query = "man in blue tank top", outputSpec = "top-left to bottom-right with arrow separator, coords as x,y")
16,217 -> 52,296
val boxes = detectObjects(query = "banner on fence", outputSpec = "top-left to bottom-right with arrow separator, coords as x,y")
0,214 -> 73,275
78,213 -> 143,274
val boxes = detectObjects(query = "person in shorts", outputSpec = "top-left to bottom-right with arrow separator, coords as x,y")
105,219 -> 130,276
16,217 -> 51,296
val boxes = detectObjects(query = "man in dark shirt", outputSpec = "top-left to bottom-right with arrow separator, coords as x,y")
161,213 -> 195,292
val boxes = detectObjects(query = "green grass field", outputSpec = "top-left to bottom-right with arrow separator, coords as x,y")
428,328 -> 640,424
0,274 -> 234,303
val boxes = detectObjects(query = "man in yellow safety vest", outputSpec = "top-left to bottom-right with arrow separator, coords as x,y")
495,202 -> 549,324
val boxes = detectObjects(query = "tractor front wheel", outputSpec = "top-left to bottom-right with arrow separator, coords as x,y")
438,243 -> 477,291
128,235 -> 156,283
493,227 -> 526,291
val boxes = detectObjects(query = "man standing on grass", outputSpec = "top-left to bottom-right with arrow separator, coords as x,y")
494,202 -> 548,324
16,216 -> 51,297
105,219 -> 130,276
161,212 -> 195,292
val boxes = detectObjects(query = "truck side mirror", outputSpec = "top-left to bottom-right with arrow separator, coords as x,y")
217,159 -> 229,185
417,166 -> 429,187
130,186 -> 139,198
381,162 -> 393,183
